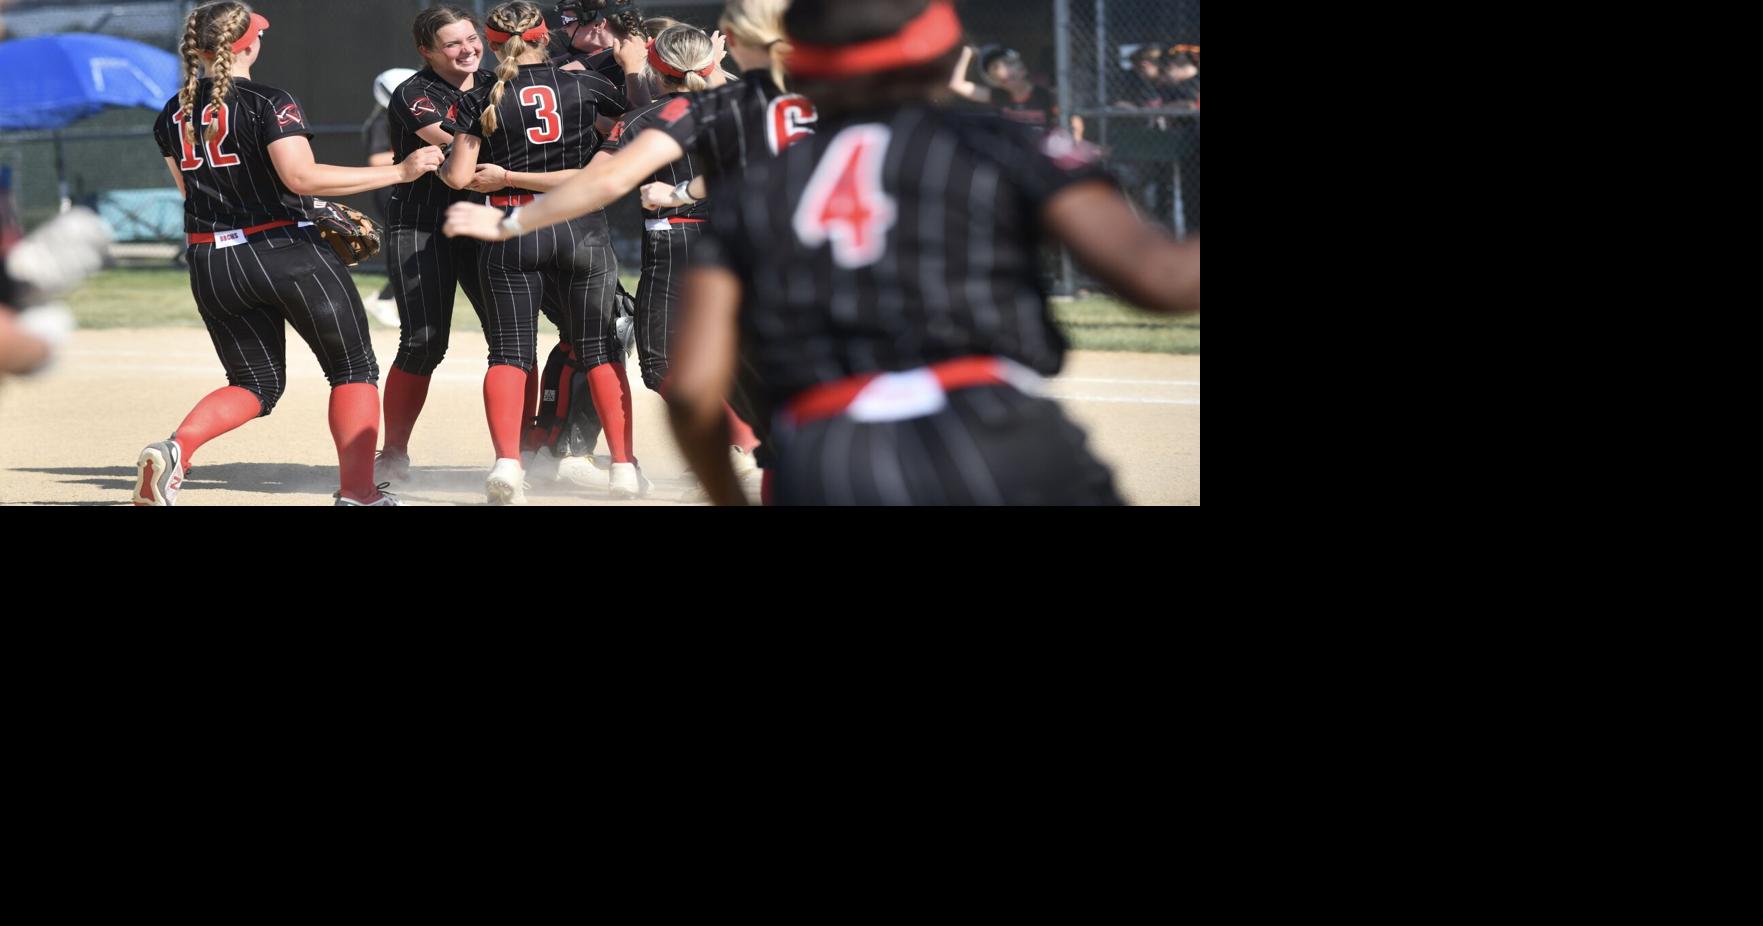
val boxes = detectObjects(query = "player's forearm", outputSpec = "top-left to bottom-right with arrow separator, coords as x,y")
505,169 -> 582,192
624,73 -> 656,108
1045,180 -> 1200,315
512,170 -> 625,232
284,163 -> 406,197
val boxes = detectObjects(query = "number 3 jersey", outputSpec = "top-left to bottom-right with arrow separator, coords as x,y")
693,106 -> 1114,405
455,63 -> 628,196
153,79 -> 316,235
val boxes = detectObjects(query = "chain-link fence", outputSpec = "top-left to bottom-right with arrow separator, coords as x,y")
1057,0 -> 1199,240
952,0 -> 1198,294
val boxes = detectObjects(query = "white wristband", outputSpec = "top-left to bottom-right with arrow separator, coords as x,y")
674,180 -> 698,205
499,207 -> 525,239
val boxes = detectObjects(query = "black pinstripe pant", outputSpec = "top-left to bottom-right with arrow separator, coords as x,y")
633,223 -> 699,392
479,213 -> 618,370
384,223 -> 487,376
188,226 -> 379,415
770,385 -> 1123,506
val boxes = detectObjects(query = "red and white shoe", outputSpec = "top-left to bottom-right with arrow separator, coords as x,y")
132,439 -> 184,507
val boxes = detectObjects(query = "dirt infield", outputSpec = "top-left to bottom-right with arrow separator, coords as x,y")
0,329 -> 1198,506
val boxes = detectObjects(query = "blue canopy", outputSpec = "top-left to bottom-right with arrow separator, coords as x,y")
0,33 -> 180,131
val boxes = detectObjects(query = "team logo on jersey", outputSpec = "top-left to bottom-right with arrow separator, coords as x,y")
447,103 -> 458,122
276,103 -> 304,129
410,97 -> 440,119
607,120 -> 627,142
657,96 -> 692,126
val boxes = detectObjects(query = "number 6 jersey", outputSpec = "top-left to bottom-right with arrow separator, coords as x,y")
153,79 -> 315,234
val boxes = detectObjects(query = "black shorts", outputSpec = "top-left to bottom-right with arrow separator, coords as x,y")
770,384 -> 1122,506
187,225 -> 378,414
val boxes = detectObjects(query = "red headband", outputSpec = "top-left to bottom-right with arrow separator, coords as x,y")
787,1 -> 962,79
201,12 -> 269,58
647,40 -> 716,79
485,23 -> 549,45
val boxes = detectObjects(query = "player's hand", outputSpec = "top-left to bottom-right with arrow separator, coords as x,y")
400,145 -> 444,182
613,33 -> 648,74
444,202 -> 511,241
709,30 -> 727,68
639,181 -> 678,212
468,163 -> 509,193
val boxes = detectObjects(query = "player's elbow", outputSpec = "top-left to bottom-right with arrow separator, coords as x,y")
279,170 -> 318,196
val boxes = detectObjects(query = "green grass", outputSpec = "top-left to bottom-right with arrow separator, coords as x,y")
1053,294 -> 1200,354
65,269 -> 1198,353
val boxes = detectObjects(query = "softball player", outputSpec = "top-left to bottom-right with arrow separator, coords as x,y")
596,25 -> 723,397
440,0 -> 636,503
444,0 -> 811,490
133,0 -> 443,507
551,0 -> 653,109
665,0 -> 1200,505
373,5 -> 498,485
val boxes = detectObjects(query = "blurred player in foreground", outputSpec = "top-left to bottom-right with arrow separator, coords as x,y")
665,0 -> 1199,505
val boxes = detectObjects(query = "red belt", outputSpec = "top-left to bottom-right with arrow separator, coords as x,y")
491,194 -> 536,207
668,217 -> 705,225
187,219 -> 297,245
787,356 -> 1014,425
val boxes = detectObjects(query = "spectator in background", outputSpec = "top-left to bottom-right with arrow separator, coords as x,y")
1156,44 -> 1199,235
1114,44 -> 1165,108
949,44 -> 1082,141
362,68 -> 416,325
1158,44 -> 1200,109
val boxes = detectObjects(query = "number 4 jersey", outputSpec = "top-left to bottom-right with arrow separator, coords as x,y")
153,79 -> 316,235
693,105 -> 1114,405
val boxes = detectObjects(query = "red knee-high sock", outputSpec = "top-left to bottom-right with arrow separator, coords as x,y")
484,365 -> 527,461
612,359 -> 635,461
330,383 -> 381,502
520,361 -> 545,453
173,385 -> 262,466
725,402 -> 759,452
587,363 -> 632,464
381,367 -> 430,454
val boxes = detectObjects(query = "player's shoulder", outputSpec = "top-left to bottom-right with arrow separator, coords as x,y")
229,78 -> 294,103
557,64 -> 618,93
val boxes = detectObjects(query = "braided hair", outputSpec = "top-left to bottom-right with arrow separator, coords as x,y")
480,1 -> 546,136
176,1 -> 253,150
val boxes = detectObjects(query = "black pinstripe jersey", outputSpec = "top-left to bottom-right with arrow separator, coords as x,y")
601,92 -> 704,222
694,106 -> 1112,404
650,73 -> 818,197
153,79 -> 313,234
456,64 -> 628,195
551,46 -> 626,89
386,67 -> 496,226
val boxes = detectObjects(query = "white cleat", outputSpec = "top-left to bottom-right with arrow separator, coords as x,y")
132,438 -> 184,507
374,447 -> 411,484
335,483 -> 403,506
730,445 -> 759,479
485,458 -> 528,505
609,461 -> 651,499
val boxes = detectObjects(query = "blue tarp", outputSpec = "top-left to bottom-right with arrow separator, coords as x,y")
0,33 -> 180,131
